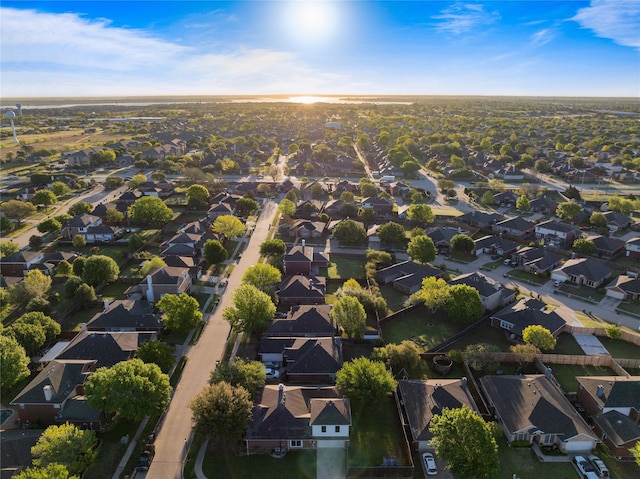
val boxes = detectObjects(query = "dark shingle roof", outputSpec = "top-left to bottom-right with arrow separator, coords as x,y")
56,331 -> 154,367
555,258 -> 613,283
285,337 -> 343,375
309,399 -> 351,426
265,305 -> 334,336
87,300 -> 162,331
593,410 -> 640,445
448,271 -> 508,298
576,376 -> 640,410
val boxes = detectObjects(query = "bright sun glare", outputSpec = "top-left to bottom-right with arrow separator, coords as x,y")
283,1 -> 339,46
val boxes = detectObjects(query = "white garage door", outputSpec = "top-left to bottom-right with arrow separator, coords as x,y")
606,289 -> 625,300
564,440 -> 594,452
317,440 -> 347,448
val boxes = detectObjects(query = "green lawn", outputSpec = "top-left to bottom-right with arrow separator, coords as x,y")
598,337 -> 640,359
505,269 -> 549,285
191,292 -> 211,310
558,284 -> 605,303
554,333 -> 585,356
549,364 -> 616,393
379,284 -> 409,313
84,416 -> 142,479
348,398 -> 410,467
617,300 -> 640,317
326,256 -> 365,280
443,323 -> 511,352
494,437 -> 576,479
99,282 -> 131,300
61,306 -> 103,332
201,444 -> 316,479
381,308 -> 461,352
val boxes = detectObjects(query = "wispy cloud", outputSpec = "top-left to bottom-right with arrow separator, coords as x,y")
432,2 -> 500,35
530,28 -> 555,47
572,0 -> 640,50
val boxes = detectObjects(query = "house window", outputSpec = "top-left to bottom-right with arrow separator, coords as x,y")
500,320 -> 513,330
321,426 -> 326,433
290,440 -> 303,448
335,426 -> 340,433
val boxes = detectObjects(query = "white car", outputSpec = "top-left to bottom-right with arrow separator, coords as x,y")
588,455 -> 609,477
264,367 -> 280,380
262,361 -> 281,370
572,455 -> 599,479
422,452 -> 437,476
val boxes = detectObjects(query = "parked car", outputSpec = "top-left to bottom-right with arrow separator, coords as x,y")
503,258 -> 511,266
274,312 -> 287,318
588,455 -> 609,477
263,361 -> 281,370
422,452 -> 437,476
264,367 -> 280,380
136,445 -> 155,471
553,280 -> 562,287
572,455 -> 599,479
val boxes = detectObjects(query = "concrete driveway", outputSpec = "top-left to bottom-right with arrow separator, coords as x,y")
573,334 -> 610,355
317,448 -> 346,479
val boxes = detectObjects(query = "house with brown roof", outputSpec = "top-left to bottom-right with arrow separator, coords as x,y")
245,385 -> 351,452
287,220 -> 327,239
283,245 -> 329,276
481,375 -> 598,452
265,305 -> 335,337
397,378 -> 479,450
0,251 -> 45,277
586,234 -> 626,259
278,275 -> 326,305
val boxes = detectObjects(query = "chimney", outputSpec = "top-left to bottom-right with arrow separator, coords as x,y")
596,385 -> 605,398
103,299 -> 110,311
545,367 -> 552,380
146,274 -> 155,302
43,385 -> 53,401
278,383 -> 284,404
301,239 -> 306,248
461,377 -> 467,390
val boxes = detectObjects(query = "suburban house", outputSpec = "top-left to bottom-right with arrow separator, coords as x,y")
361,196 -> 394,217
86,299 -> 163,332
67,146 -> 111,167
117,190 -> 143,206
495,165 -> 524,181
551,258 -> 613,289
54,331 -> 156,368
10,359 -> 102,427
529,197 -> 558,215
576,376 -> 640,458
481,375 -> 599,452
490,298 -> 566,341
264,305 -> 335,337
510,247 -> 563,274
625,238 -> 640,259
0,251 -> 45,277
277,275 -> 326,305
426,227 -> 467,253
293,200 -> 323,219
493,217 -> 535,239
602,210 -> 631,233
323,200 -> 357,219
245,385 -> 351,452
127,267 -> 192,302
60,214 -> 101,240
474,235 -> 519,257
258,337 -> 343,383
535,220 -> 581,248
492,190 -> 519,207
375,260 -> 443,295
586,235 -> 626,259
207,202 -> 234,219
605,275 -> 640,300
287,220 -> 327,239
448,271 -> 516,312
283,245 -> 329,276
458,210 -> 504,229
397,378 -> 479,450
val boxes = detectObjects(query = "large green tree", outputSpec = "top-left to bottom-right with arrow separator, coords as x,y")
407,235 -> 436,264
139,256 -> 167,276
37,218 -> 62,234
0,335 -> 30,389
51,181 -> 70,197
156,293 -> 202,332
81,255 -> 120,286
556,201 -> 583,223
128,196 -> 174,225
450,234 -> 475,255
407,204 -> 435,225
14,464 -> 79,479
203,239 -> 228,265
210,358 -> 266,401
223,284 -> 276,336
8,269 -> 52,309
186,184 -> 210,209
336,357 -> 397,404
241,263 -> 281,293
31,423 -> 97,476
572,238 -> 596,255
259,239 -> 286,258
0,200 -> 36,224
68,202 -> 93,217
522,325 -> 556,351
32,190 -> 58,206
0,240 -> 20,258
378,222 -> 406,244
333,219 -> 367,245
516,194 -> 530,211
85,358 -> 171,420
429,406 -> 499,479
331,296 -> 367,339
189,381 -> 253,442
212,215 -> 245,239
373,340 -> 422,375
236,197 -> 259,217
278,198 -> 296,217
413,277 -> 451,313
446,284 -> 483,323
136,340 -> 175,373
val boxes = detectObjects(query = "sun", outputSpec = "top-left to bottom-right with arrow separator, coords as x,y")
282,1 -> 340,47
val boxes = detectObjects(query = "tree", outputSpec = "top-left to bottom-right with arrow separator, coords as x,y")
37,218 -> 62,234
509,343 -> 540,365
236,197 -> 259,217
446,284 -> 483,323
378,222 -> 406,244
333,219 -> 367,245
189,381 -> 253,442
450,234 -> 475,255
331,296 -> 367,339
607,196 -> 636,215
72,257 -> 86,277
358,207 -> 377,224
105,208 -> 124,223
203,239 -> 228,265
0,335 -> 30,389
590,212 -> 607,228
186,184 -> 210,209
516,194 -> 530,211
360,182 -> 379,197
4,312 -> 60,355
535,159 -> 551,172
128,196 -> 173,225
407,235 -> 436,264
85,358 -> 171,420
0,240 -> 19,258
259,239 -> 286,258
481,191 -> 495,206
212,215 -> 245,239
56,260 -> 72,276
140,256 -> 167,276
631,442 -> 640,467
156,293 -> 202,332
29,235 -> 43,249
0,200 -> 36,224
278,198 -> 296,217
127,173 -> 147,189
128,233 -> 145,252
336,358 -> 397,404
573,238 -> 595,255
210,358 -> 266,401
373,340 -> 422,374
14,464 -> 79,479
413,277 -> 451,313
32,190 -> 57,206
68,202 -> 93,217
437,179 -> 455,193
522,325 -> 556,351
72,235 -> 86,248
340,191 -> 355,202
605,324 -> 622,340
407,204 -> 435,225
556,201 -> 583,223
9,269 -> 52,309
81,255 -> 119,286
31,423 -> 97,476
242,263 -> 281,292
74,283 -> 97,307
223,284 -> 276,336
136,340 -> 175,373
429,406 -> 499,479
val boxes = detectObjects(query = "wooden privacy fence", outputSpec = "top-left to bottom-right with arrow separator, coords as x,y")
567,325 -> 640,347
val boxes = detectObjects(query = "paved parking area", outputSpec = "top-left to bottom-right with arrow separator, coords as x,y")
317,448 -> 346,479
418,451 -> 454,479
573,334 -> 610,355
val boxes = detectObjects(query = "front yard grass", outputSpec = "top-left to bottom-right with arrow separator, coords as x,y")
505,268 -> 549,285
616,300 -> 640,318
84,416 -> 141,479
348,397 -> 410,467
548,364 -> 617,393
557,283 -> 605,303
495,436 -> 576,479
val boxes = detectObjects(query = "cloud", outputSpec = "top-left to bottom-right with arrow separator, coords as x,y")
530,28 -> 555,47
572,0 -> 640,50
432,2 -> 500,35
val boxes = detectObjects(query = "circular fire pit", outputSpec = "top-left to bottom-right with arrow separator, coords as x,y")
432,355 -> 453,375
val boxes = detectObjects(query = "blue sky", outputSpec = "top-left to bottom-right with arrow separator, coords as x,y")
1,1 -> 639,97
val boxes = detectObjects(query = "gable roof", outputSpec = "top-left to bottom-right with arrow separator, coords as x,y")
554,258 -> 613,283
56,331 -> 154,367
606,275 -> 640,295
495,216 -> 536,232
593,410 -> 640,446
474,235 -> 520,252
309,399 -> 351,426
376,260 -> 442,284
277,275 -> 326,301
586,235 -> 626,253
285,245 -> 313,263
426,227 -> 466,245
284,337 -> 343,375
491,299 -> 566,337
481,375 -> 596,440
86,300 -> 162,331
144,266 -> 190,285
577,376 -> 640,410
535,220 -> 580,234
265,305 -> 334,336
448,271 -> 508,298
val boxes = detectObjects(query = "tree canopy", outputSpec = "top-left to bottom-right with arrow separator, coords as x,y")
278,198 -> 296,217
572,238 -> 596,255
333,219 -> 367,245
429,407 -> 499,479
407,235 -> 436,264
259,239 -> 286,258
81,255 -> 120,286
446,284 -> 483,323
210,358 -> 266,401
0,240 -> 20,258
373,340 -> 422,375
522,325 -> 556,351
140,256 -> 167,276
8,269 -> 52,310
450,234 -> 475,254
331,296 -> 367,339
136,340 -> 175,373
241,263 -> 282,292
223,284 -> 276,335
85,358 -> 171,420
33,190 -> 58,206
212,215 -> 245,239
0,200 -> 36,224
236,197 -> 259,217
31,423 -> 97,476
128,196 -> 174,225
156,293 -> 202,332
413,276 -> 451,313
203,239 -> 228,265
186,184 -> 210,209
336,357 -> 397,404
0,335 -> 30,389
14,464 -> 79,479
556,201 -> 583,223
407,204 -> 435,225
68,202 -> 93,217
378,222 -> 406,244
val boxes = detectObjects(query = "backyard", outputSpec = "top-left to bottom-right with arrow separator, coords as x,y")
547,364 -> 617,393
381,307 -> 462,352
321,256 -> 365,280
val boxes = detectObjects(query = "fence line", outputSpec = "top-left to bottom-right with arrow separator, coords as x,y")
567,326 -> 640,346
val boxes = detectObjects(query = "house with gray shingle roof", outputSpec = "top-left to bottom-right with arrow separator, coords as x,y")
0,250 -> 45,276
448,271 -> 516,311
265,305 -> 335,337
277,275 -> 326,305
474,235 -> 520,257
55,331 -> 155,368
551,258 -> 613,288
535,220 -> 581,248
86,299 -> 162,332
605,275 -> 640,300
602,210 -> 631,233
586,234 -> 625,259
511,247 -> 563,274
490,298 -> 566,341
493,216 -> 536,238
375,260 -> 443,294
481,375 -> 598,452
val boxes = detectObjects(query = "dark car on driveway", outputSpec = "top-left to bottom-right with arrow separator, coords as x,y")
136,445 -> 155,471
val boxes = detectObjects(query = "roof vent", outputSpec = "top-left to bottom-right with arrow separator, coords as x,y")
596,384 -> 605,398
43,385 -> 53,401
